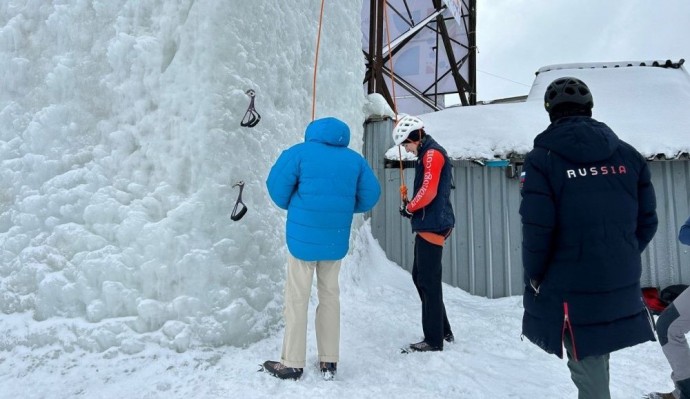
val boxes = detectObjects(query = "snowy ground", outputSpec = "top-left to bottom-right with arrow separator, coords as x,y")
0,224 -> 674,399
0,1 -> 682,398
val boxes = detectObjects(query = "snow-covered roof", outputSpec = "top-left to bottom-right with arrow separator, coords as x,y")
386,60 -> 690,160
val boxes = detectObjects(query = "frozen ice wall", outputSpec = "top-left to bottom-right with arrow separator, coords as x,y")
0,0 -> 366,351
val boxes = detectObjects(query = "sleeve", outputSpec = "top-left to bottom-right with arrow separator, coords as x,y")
265,148 -> 299,210
635,159 -> 658,251
519,151 -> 556,283
353,157 -> 381,213
679,216 -> 690,246
407,149 -> 444,212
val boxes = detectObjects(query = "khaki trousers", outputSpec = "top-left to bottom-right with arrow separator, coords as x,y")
280,253 -> 341,368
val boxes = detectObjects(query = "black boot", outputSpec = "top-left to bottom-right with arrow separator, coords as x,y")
407,340 -> 442,352
262,360 -> 303,380
644,393 -> 675,399
319,362 -> 337,381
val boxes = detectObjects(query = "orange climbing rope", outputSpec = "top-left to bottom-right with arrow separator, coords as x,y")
312,0 -> 326,121
311,1 -> 407,202
383,4 -> 398,117
383,3 -> 407,203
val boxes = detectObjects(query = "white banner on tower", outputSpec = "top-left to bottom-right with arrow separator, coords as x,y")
442,0 -> 466,29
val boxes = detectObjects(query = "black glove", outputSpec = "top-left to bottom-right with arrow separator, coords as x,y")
399,203 -> 413,219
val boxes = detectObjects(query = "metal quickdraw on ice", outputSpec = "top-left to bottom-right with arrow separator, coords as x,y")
240,90 -> 261,128
231,181 -> 248,221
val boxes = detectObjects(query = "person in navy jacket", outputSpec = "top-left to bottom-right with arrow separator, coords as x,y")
520,77 -> 658,398
262,117 -> 380,381
394,114 -> 455,353
648,216 -> 690,399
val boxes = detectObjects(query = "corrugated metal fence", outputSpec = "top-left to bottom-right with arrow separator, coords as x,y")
363,118 -> 690,298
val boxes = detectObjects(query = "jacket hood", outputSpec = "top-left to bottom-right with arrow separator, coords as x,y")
418,134 -> 439,154
534,116 -> 620,163
304,117 -> 350,147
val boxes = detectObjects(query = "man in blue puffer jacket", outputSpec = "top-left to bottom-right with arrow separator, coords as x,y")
262,117 -> 380,381
520,77 -> 658,398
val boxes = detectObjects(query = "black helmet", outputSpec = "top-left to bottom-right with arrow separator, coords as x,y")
544,77 -> 593,112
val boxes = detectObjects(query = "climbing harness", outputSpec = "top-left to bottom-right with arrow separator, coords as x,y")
240,90 -> 261,128
230,181 -> 248,221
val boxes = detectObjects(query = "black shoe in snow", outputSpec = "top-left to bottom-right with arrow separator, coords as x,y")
444,333 -> 455,343
319,362 -> 337,381
644,393 -> 675,399
262,360 -> 303,380
406,340 -> 443,353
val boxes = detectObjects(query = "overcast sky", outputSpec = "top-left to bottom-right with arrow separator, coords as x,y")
474,0 -> 690,102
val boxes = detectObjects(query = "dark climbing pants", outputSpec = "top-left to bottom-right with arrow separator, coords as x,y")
412,234 -> 452,348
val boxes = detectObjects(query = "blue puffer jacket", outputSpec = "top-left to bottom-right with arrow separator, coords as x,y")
266,117 -> 381,261
520,116 -> 658,359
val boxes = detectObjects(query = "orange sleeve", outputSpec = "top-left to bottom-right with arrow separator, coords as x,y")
407,149 -> 444,212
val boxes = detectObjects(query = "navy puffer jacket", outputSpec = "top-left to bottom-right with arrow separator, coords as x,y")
520,116 -> 658,359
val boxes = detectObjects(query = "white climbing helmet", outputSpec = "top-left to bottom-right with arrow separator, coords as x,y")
392,114 -> 424,145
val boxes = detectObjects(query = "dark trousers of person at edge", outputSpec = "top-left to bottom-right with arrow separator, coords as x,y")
412,234 -> 452,348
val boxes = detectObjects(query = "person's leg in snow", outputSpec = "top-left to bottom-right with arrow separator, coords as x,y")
563,335 -> 611,399
264,255 -> 342,380
263,255 -> 313,379
409,234 -> 452,351
314,259 -> 341,375
654,287 -> 690,399
279,255 -> 316,369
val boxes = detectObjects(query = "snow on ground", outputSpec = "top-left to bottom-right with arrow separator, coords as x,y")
0,224 -> 675,398
0,1 -> 682,398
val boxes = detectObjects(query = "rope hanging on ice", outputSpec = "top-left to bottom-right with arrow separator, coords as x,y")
311,0 -> 326,120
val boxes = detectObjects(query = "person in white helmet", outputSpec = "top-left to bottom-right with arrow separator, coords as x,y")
393,114 -> 455,352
